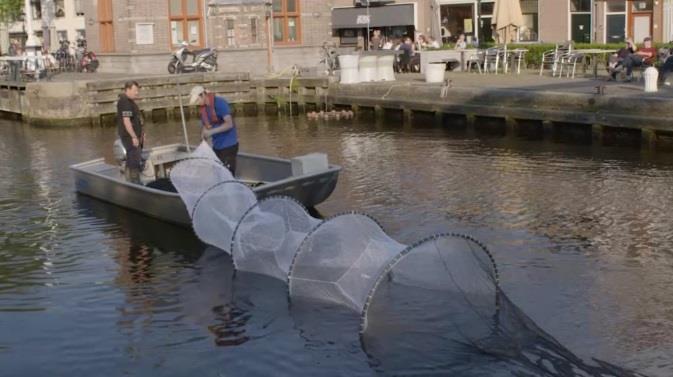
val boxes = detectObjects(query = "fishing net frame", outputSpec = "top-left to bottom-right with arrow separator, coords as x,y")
359,232 -> 500,335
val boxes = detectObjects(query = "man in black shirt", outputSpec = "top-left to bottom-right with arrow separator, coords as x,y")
116,81 -> 144,183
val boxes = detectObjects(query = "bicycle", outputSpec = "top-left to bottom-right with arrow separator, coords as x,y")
319,41 -> 339,76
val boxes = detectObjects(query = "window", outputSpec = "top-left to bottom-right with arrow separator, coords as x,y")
250,17 -> 258,44
74,0 -> 84,16
226,19 -> 235,46
477,1 -> 494,42
605,0 -> 626,43
606,0 -> 625,12
31,0 -> 42,20
631,0 -> 653,12
98,0 -> 115,52
55,0 -> 65,18
570,0 -> 591,12
169,0 -> 203,46
272,0 -> 301,44
519,0 -> 538,42
57,30 -> 68,42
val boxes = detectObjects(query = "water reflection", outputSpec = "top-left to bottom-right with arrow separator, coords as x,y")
0,116 -> 671,375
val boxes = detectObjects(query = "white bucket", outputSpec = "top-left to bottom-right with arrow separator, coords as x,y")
425,62 -> 446,83
338,55 -> 360,84
644,66 -> 658,93
376,55 -> 396,81
359,56 -> 378,82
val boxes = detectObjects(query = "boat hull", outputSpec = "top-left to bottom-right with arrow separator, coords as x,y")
71,145 -> 340,226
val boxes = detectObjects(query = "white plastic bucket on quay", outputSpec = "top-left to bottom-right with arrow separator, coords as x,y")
376,55 -> 396,81
359,56 -> 378,82
338,55 -> 360,84
425,62 -> 446,83
644,66 -> 658,93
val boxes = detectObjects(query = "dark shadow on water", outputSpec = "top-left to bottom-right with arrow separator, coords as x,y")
74,194 -> 203,261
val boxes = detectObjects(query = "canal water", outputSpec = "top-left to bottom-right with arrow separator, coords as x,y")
1,115 -> 672,376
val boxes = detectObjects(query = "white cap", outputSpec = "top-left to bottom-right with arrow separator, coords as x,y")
189,85 -> 206,105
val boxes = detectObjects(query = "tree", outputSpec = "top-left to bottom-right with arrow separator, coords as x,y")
0,0 -> 24,24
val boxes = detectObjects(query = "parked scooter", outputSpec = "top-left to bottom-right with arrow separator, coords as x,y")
168,42 -> 218,74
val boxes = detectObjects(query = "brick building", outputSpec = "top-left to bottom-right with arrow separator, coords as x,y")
541,0 -> 670,44
83,0 -> 335,74
80,0 -> 673,75
0,0 -> 85,54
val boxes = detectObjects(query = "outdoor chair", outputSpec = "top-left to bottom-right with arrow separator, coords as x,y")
483,48 -> 501,74
466,51 -> 484,74
540,42 -> 573,77
508,49 -> 527,74
558,53 -> 585,78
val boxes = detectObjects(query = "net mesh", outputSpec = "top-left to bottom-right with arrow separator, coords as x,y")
170,158 -> 233,218
169,142 -> 643,376
288,213 -> 406,312
232,196 -> 321,281
191,181 -> 257,254
359,234 -> 644,376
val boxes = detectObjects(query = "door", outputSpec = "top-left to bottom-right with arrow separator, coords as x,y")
571,14 -> 591,43
632,14 -> 652,42
606,14 -> 626,43
98,0 -> 114,52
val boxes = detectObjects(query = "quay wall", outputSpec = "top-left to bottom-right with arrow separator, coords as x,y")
2,74 -> 673,148
327,83 -> 673,132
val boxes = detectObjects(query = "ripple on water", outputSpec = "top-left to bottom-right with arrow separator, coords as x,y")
1,118 -> 673,376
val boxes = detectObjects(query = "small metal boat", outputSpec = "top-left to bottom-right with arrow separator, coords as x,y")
70,144 -> 341,226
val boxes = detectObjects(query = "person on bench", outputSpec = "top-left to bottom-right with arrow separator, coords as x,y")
610,37 -> 656,82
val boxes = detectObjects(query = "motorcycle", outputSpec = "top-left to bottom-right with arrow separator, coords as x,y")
168,42 -> 218,74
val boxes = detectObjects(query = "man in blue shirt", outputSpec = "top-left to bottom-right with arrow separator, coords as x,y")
189,85 -> 239,174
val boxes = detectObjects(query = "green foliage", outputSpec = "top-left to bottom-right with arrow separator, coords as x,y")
0,0 -> 24,24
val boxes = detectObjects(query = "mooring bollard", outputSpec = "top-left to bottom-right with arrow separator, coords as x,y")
643,67 -> 658,93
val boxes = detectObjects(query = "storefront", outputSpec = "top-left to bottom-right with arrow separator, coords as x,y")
331,3 -> 416,48
438,0 -> 538,44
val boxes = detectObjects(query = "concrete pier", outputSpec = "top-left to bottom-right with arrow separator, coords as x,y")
0,72 -> 330,127
2,71 -> 673,149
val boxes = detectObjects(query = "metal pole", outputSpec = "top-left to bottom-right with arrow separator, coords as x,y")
176,78 -> 191,152
267,4 -> 273,72
366,3 -> 370,50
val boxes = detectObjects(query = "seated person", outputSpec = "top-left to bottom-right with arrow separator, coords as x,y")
660,49 -> 673,84
610,37 -> 656,82
608,39 -> 635,72
398,37 -> 415,72
455,34 -> 467,50
427,36 -> 441,49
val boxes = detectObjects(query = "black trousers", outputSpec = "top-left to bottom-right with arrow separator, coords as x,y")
121,138 -> 143,183
214,143 -> 239,176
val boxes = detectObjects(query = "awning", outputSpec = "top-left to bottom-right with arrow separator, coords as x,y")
331,4 -> 415,29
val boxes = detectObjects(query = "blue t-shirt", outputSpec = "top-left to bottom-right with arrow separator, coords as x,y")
201,96 -> 238,150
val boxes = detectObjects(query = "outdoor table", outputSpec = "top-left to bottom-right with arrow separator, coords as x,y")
507,49 -> 529,74
574,49 -> 614,79
455,49 -> 478,71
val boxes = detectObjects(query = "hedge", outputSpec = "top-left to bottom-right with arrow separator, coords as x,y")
431,42 -> 673,69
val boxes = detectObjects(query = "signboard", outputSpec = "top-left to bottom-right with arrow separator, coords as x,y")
135,23 -> 154,45
464,19 -> 473,33
356,15 -> 371,25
